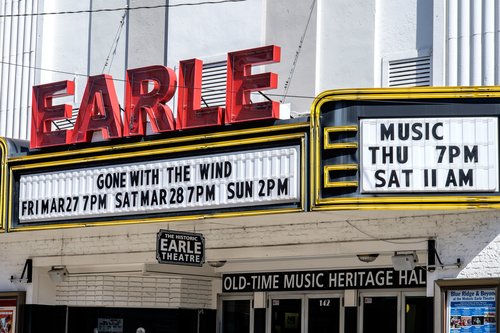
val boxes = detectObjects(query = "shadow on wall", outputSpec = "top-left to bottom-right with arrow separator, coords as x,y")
416,0 -> 433,51
434,211 -> 500,279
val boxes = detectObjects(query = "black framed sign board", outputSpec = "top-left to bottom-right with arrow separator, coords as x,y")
156,229 -> 205,267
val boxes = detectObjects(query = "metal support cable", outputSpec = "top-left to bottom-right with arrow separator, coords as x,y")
281,0 -> 316,103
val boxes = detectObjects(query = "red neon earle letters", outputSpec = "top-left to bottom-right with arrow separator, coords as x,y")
31,45 -> 281,149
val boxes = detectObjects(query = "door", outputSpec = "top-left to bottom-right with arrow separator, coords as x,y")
403,292 -> 433,333
361,294 -> 399,333
359,291 -> 432,333
307,297 -> 341,333
268,294 -> 342,333
220,297 -> 252,333
269,297 -> 302,333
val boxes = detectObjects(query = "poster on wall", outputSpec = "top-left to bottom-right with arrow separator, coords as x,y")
447,289 -> 497,333
97,318 -> 123,333
0,306 -> 15,333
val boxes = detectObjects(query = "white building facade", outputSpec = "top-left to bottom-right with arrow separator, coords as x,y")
0,1 -> 499,333
4,0 -> 500,134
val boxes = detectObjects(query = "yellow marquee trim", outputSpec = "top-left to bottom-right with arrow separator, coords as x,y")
9,122 -> 309,163
0,138 -> 7,231
323,164 -> 359,188
323,126 -> 359,150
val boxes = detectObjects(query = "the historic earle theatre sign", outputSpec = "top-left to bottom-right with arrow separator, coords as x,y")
157,230 -> 205,266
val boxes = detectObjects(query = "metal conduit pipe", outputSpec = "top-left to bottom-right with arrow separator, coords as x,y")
5,0 -> 16,138
495,0 -> 500,83
17,0 -> 28,140
447,0 -> 459,86
0,0 -> 11,136
483,0 -> 495,85
13,0 -> 22,139
0,0 -> 6,134
458,0 -> 470,86
471,0 -> 482,86
0,0 -> 37,140
27,0 -> 38,141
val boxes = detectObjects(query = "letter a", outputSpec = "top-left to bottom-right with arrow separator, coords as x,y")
69,75 -> 122,143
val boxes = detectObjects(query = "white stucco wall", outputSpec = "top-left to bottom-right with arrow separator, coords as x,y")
89,0 -> 127,101
374,0 -> 433,86
264,0 -> 317,115
166,0 -> 264,66
316,0 -> 375,91
39,0 -> 131,106
38,0 -> 92,101
127,0 -> 167,69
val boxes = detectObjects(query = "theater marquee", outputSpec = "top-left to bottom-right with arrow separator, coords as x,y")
312,87 -> 500,209
8,44 -> 307,231
17,145 -> 301,224
361,117 -> 498,193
